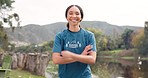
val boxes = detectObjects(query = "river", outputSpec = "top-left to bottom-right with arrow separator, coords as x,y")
46,57 -> 148,78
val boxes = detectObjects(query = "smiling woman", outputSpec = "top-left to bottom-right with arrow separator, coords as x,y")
65,5 -> 83,28
52,5 -> 97,78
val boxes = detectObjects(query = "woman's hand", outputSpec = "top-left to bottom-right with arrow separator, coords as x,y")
81,45 -> 93,55
53,45 -> 96,64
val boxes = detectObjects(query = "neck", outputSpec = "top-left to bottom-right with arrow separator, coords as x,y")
69,24 -> 80,32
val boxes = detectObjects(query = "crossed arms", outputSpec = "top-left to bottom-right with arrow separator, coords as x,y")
52,45 -> 96,64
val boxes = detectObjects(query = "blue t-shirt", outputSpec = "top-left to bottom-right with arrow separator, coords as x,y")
52,28 -> 97,78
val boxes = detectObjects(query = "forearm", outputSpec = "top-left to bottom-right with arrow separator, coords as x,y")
72,53 -> 96,64
52,53 -> 76,64
55,57 -> 76,64
61,50 -> 96,64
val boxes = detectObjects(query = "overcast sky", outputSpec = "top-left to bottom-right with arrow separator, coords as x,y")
12,0 -> 148,27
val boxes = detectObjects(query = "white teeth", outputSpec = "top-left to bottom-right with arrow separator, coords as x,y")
71,20 -> 77,22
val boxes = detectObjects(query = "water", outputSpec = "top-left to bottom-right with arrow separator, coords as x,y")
47,57 -> 148,78
91,57 -> 148,78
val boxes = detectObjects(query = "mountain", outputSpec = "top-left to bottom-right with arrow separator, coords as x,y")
5,21 -> 143,46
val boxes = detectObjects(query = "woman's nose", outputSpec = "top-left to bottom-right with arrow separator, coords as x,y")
72,14 -> 76,17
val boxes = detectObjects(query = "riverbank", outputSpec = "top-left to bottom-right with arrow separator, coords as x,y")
98,49 -> 148,63
9,49 -> 147,78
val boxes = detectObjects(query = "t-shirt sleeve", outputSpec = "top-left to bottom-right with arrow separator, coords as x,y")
52,33 -> 62,53
89,33 -> 97,52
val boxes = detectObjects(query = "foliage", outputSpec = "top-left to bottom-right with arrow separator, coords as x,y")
99,35 -> 108,51
137,22 -> 148,55
98,49 -> 123,56
15,40 -> 54,53
106,37 -> 115,50
0,47 -> 4,52
15,44 -> 39,53
0,28 -> 9,50
46,61 -> 58,78
91,62 -> 111,78
86,27 -> 123,53
131,29 -> 144,48
103,36 -> 121,51
42,40 -> 53,51
48,40 -> 54,48
0,0 -> 20,51
121,28 -> 134,50
0,0 -> 20,28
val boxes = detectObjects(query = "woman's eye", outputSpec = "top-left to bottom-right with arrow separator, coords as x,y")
69,12 -> 73,15
76,12 -> 80,15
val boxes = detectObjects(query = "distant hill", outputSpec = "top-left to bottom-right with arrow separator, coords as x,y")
5,21 -> 143,46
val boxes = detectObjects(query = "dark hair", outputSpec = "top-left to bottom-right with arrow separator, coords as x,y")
65,5 -> 84,28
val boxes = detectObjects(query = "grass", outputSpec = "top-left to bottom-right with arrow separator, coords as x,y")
46,61 -> 58,78
98,49 -> 135,59
121,56 -> 135,60
7,61 -> 58,78
10,69 -> 45,78
99,49 -> 123,56
99,49 -> 148,60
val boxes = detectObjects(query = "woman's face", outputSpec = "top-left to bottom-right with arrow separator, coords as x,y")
66,6 -> 82,26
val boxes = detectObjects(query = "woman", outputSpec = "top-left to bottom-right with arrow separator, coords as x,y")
52,5 -> 97,78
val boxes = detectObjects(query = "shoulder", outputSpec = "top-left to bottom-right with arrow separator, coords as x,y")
55,29 -> 68,37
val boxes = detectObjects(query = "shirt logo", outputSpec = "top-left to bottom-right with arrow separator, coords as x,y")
66,40 -> 81,48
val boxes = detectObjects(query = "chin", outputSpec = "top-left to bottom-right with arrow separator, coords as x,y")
69,22 -> 77,25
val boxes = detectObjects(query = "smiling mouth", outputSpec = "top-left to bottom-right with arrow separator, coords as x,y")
71,20 -> 77,22
70,18 -> 79,22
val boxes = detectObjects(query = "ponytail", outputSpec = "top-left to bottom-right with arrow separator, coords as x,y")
66,23 -> 69,28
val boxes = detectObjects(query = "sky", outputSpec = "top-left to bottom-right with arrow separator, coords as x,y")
12,0 -> 148,27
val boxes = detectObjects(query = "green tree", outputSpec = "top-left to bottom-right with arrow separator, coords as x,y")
121,28 -> 134,50
0,0 -> 20,28
131,29 -> 144,48
0,0 -> 20,51
49,40 -> 54,48
0,28 -> 8,50
99,35 -> 108,51
138,21 -> 148,55
106,36 -> 116,50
